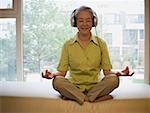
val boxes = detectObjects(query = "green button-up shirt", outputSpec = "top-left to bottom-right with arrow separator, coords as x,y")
57,34 -> 112,91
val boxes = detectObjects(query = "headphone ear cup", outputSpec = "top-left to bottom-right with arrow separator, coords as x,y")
93,12 -> 98,27
70,9 -> 77,27
70,14 -> 75,27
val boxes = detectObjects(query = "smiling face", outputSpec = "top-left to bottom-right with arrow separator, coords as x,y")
76,10 -> 93,36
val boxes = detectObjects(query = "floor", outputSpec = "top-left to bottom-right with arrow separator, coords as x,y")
1,97 -> 149,113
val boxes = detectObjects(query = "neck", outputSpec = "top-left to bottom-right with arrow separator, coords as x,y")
78,32 -> 91,41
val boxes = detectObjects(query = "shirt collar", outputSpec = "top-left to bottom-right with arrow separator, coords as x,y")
71,33 -> 98,45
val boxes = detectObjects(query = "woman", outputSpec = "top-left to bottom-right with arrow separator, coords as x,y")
43,6 -> 131,105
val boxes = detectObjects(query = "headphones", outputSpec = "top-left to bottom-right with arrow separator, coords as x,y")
70,6 -> 98,27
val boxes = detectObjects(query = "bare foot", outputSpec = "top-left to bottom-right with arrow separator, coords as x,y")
84,95 -> 89,102
94,95 -> 113,102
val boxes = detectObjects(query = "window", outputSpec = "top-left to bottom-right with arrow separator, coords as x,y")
0,0 -> 145,82
122,47 -> 138,68
0,18 -> 16,80
0,0 -> 22,81
109,47 -> 121,69
23,0 -> 144,81
123,30 -> 138,45
102,14 -> 120,25
103,33 -> 112,45
140,29 -> 144,39
127,14 -> 144,24
0,0 -> 13,9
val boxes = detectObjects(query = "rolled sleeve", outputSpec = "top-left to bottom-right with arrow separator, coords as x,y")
57,43 -> 69,71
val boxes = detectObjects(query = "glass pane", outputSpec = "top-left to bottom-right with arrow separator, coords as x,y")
0,18 -> 16,81
0,0 -> 13,9
123,30 -> 138,45
23,0 -> 144,81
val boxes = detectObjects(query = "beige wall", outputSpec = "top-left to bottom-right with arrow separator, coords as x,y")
145,0 -> 150,84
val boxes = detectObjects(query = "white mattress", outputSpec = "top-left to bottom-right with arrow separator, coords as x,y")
0,77 -> 150,99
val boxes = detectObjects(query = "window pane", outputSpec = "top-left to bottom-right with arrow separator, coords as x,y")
123,30 -> 138,45
0,18 -> 16,81
103,14 -> 120,25
104,33 -> 112,45
140,29 -> 144,39
127,14 -> 144,24
109,47 -> 121,69
0,0 -> 13,9
122,47 -> 138,67
23,0 -> 144,81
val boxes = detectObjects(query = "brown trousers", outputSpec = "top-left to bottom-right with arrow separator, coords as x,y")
52,75 -> 119,105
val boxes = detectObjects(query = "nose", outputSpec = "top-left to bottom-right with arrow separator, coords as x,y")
82,20 -> 88,25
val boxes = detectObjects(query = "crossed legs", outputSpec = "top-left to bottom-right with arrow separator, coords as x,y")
52,75 -> 119,105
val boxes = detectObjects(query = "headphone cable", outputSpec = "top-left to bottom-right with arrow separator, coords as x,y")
94,27 -> 98,36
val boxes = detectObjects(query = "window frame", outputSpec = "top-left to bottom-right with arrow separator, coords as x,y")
145,0 -> 150,84
0,0 -> 23,81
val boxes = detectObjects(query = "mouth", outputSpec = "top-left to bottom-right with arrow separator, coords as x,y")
81,28 -> 89,30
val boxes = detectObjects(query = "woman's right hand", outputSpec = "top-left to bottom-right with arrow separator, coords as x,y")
42,70 -> 54,79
